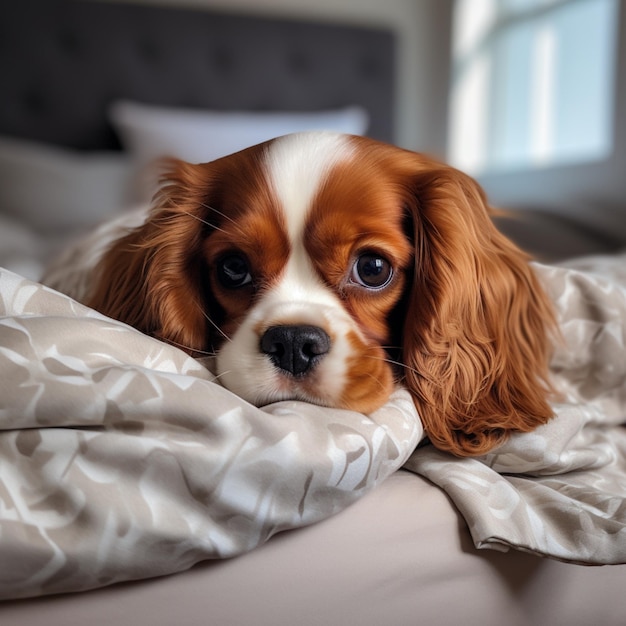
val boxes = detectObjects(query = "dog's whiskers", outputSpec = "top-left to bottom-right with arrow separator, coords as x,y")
363,352 -> 422,378
199,202 -> 238,226
180,209 -> 214,228
210,369 -> 232,383
363,370 -> 389,394
178,209 -> 231,236
178,205 -> 249,239
200,309 -> 232,343
162,337 -> 217,357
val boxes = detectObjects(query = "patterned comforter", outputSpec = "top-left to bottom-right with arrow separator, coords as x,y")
1,254 -> 625,599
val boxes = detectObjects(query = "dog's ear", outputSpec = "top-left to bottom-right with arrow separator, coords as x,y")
401,163 -> 556,457
87,159 -> 216,354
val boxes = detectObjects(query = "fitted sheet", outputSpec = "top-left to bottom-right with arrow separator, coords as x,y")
2,470 -> 625,626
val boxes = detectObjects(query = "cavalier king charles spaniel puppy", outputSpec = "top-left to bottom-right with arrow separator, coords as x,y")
55,132 -> 557,457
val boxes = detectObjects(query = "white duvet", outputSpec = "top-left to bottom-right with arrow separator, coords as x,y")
1,251 -> 625,599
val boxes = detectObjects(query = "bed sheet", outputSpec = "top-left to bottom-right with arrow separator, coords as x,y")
2,470 -> 625,626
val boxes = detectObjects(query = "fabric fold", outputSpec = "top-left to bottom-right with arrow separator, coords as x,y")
0,269 -> 421,599
405,255 -> 626,565
1,253 -> 626,599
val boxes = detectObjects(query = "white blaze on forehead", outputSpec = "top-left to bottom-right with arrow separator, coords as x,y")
263,132 -> 356,305
265,132 -> 355,243
216,133 -> 362,407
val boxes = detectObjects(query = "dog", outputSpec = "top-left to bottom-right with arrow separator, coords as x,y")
46,132 -> 556,457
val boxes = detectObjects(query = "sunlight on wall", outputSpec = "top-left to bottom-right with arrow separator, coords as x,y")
448,0 -> 619,175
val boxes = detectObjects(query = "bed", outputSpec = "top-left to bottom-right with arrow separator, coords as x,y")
1,1 -> 625,624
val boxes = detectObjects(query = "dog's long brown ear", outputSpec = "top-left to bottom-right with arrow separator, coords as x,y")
401,163 -> 556,457
87,159 -> 215,353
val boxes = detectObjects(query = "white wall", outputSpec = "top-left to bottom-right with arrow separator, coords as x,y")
92,0 -> 453,154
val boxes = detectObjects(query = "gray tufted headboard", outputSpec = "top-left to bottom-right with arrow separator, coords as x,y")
0,0 -> 395,151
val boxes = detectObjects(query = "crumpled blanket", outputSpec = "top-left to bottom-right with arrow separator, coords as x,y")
1,253 -> 625,600
405,255 -> 626,564
0,269 -> 421,600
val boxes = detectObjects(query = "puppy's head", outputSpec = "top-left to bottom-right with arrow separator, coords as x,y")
88,132 -> 555,456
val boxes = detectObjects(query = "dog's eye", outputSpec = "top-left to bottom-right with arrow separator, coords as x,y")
217,254 -> 252,288
351,253 -> 393,289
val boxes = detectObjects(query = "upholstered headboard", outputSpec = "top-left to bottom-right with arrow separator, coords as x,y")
0,0 -> 395,150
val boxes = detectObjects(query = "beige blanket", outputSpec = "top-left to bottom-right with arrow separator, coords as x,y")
406,255 -> 626,564
1,254 -> 625,599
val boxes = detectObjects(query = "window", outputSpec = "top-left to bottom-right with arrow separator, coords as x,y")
448,0 -> 619,175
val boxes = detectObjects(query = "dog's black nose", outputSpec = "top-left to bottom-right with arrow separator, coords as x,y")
260,325 -> 331,376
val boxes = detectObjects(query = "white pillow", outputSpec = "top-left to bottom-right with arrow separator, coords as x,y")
109,100 -> 369,199
0,136 -> 133,233
0,213 -> 47,280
